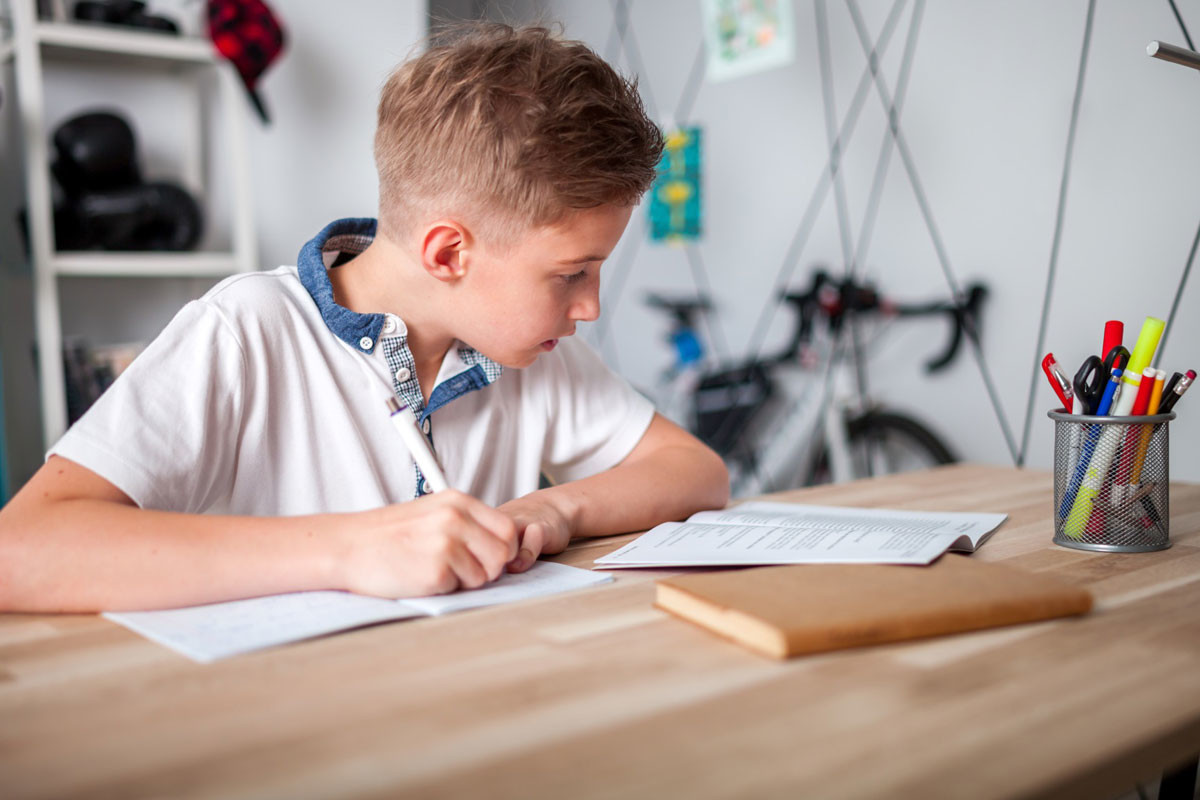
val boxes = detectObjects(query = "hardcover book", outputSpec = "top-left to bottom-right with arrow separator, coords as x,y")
655,554 -> 1093,659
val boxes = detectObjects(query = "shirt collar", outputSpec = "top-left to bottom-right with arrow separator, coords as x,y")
298,217 -> 384,353
297,218 -> 503,386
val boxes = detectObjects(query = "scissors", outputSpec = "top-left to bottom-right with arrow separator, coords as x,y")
1073,345 -> 1130,414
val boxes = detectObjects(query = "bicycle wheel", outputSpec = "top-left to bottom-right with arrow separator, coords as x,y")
803,410 -> 957,487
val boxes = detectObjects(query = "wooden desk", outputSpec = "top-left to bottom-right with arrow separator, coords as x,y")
3,465 -> 1199,799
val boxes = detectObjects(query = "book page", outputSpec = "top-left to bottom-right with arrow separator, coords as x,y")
595,503 -> 1007,568
692,502 -> 1006,549
105,562 -> 612,663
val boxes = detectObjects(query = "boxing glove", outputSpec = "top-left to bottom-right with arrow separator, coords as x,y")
51,111 -> 140,194
71,183 -> 203,251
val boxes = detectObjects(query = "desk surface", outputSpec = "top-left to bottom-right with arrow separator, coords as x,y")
3,464 -> 1200,799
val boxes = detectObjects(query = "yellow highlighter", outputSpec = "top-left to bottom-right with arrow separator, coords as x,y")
1063,316 -> 1164,538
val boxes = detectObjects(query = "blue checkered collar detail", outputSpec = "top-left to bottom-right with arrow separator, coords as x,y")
424,345 -> 504,419
297,217 -> 503,420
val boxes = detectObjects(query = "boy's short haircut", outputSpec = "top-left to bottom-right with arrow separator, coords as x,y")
374,22 -> 664,240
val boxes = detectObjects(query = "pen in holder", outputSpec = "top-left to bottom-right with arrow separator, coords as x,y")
1048,409 -> 1174,552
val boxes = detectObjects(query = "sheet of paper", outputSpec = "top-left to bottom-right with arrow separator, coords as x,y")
402,560 -> 612,615
595,502 -> 1008,568
105,561 -> 612,663
104,591 -> 420,664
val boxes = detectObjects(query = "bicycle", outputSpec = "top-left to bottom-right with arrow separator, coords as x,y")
645,270 -> 987,496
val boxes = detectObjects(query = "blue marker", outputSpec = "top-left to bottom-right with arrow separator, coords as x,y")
1095,367 -> 1121,416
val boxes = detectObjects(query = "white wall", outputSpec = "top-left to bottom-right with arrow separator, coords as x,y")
0,0 -> 428,490
242,0 -> 427,268
517,0 -> 1200,481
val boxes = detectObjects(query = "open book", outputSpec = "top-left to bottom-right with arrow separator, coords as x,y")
104,561 -> 610,663
595,502 -> 1007,568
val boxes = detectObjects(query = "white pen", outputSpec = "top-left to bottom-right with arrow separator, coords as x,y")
386,397 -> 450,492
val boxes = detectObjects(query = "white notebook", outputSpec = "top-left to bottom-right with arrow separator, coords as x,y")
105,561 -> 610,663
595,502 -> 1007,568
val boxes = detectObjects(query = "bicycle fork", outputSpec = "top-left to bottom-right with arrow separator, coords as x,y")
822,400 -> 856,484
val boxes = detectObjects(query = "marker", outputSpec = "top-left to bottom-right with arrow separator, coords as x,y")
1063,317 -> 1164,537
1058,366 -> 1124,525
1128,369 -> 1166,488
386,397 -> 450,493
1103,320 -> 1124,362
1042,353 -> 1074,410
1129,367 -> 1156,414
1111,367 -> 1156,505
1096,368 -> 1122,416
1135,368 -> 1192,537
1149,369 -> 1167,414
1109,316 -> 1164,417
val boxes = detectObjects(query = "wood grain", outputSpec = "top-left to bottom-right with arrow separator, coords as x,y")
2,464 -> 1198,799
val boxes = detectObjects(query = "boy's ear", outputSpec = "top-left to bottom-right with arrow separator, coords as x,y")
420,221 -> 472,282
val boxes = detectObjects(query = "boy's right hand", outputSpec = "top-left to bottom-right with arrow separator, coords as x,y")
338,490 -> 518,598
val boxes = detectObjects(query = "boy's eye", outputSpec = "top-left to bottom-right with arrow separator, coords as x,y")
561,269 -> 588,284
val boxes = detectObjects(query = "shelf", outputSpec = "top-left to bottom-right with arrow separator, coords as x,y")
7,0 -> 257,449
52,251 -> 245,277
35,22 -> 214,66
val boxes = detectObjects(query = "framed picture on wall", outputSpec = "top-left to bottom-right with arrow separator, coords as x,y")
701,0 -> 796,82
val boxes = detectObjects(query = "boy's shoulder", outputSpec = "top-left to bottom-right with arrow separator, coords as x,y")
171,266 -> 331,360
202,265 -> 304,307
196,266 -> 313,328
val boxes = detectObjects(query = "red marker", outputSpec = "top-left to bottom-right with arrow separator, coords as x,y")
1103,320 -> 1124,360
1129,367 -> 1156,416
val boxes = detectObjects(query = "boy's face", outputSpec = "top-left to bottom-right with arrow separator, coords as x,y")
455,204 -> 633,368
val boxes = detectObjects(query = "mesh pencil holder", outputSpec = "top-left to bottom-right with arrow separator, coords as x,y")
1048,409 -> 1175,552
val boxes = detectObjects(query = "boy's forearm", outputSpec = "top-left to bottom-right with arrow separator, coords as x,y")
544,442 -> 729,539
0,500 -> 344,613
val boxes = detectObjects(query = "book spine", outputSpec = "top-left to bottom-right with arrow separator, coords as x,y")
783,596 -> 1093,656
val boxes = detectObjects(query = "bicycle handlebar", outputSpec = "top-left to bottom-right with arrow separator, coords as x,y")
778,271 -> 987,373
643,272 -> 988,374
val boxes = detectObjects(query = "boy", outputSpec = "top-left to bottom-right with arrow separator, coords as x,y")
0,24 -> 729,611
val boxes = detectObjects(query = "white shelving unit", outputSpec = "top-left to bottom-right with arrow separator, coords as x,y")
3,1 -> 256,447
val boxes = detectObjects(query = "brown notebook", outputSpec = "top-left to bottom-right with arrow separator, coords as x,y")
655,554 -> 1093,659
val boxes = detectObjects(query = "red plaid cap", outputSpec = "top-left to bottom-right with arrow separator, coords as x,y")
207,0 -> 286,123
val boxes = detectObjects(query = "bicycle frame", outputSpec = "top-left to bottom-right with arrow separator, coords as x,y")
728,333 -> 865,495
644,274 -> 974,496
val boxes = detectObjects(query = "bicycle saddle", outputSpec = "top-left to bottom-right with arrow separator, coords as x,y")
645,293 -> 712,326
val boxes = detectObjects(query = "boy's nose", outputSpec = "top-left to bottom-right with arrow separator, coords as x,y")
570,284 -> 601,322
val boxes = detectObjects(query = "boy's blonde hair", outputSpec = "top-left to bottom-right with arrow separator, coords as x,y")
374,23 -> 663,241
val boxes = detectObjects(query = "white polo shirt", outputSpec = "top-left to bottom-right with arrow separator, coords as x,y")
49,218 -> 655,514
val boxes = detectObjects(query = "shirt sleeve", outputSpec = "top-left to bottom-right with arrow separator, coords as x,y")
48,299 -> 247,512
538,336 -> 656,484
